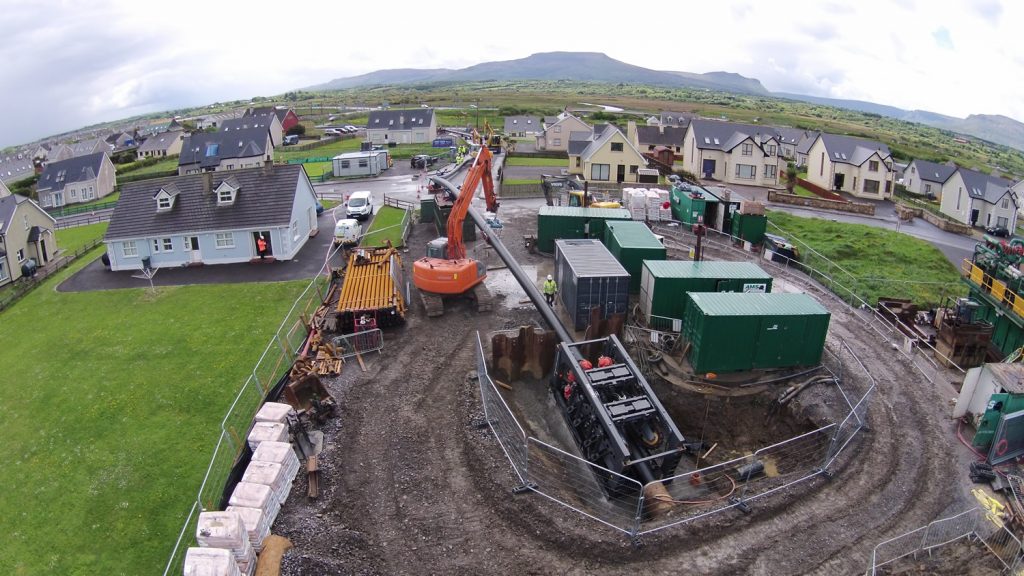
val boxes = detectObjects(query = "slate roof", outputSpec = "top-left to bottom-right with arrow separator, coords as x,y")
503,116 -> 541,133
568,131 -> 594,155
105,164 -> 306,240
816,133 -> 891,166
689,119 -> 781,153
0,194 -> 52,236
68,138 -> 109,157
958,167 -> 1014,205
774,127 -> 808,146
178,128 -> 271,170
636,125 -> 687,147
910,159 -> 956,184
795,131 -> 820,155
245,106 -> 290,124
221,117 -> 276,132
137,130 -> 183,154
658,111 -> 694,127
0,155 -> 34,183
37,152 -> 107,192
366,109 -> 434,131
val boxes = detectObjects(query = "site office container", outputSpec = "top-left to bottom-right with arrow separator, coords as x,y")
640,260 -> 774,322
603,221 -> 667,293
537,206 -> 631,253
682,292 -> 831,373
731,213 -> 768,245
554,239 -> 630,331
670,183 -> 715,225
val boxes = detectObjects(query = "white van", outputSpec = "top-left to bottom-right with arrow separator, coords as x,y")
333,219 -> 360,246
346,191 -> 374,221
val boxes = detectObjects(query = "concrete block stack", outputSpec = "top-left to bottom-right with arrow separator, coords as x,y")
254,402 -> 293,425
224,505 -> 272,554
251,441 -> 301,493
627,189 -> 648,220
195,511 -> 255,576
246,422 -> 288,451
183,547 -> 242,576
228,482 -> 281,538
241,460 -> 291,506
644,189 -> 665,221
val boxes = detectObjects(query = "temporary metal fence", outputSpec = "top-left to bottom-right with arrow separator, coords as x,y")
161,268 -> 335,575
331,329 -> 385,359
475,332 -> 874,538
868,507 -> 1024,574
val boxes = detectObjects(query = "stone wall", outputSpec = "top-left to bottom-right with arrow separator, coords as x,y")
767,190 -> 876,215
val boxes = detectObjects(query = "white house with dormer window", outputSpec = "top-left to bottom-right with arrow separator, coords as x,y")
365,109 -> 436,144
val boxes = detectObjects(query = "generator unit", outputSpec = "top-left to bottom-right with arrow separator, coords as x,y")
550,335 -> 685,493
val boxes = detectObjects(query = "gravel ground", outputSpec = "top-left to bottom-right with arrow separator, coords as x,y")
271,207 -> 982,575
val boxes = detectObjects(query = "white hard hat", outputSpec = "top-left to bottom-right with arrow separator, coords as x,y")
547,274 -> 553,280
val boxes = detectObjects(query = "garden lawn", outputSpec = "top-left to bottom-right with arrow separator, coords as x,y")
117,157 -> 179,176
55,222 -> 109,254
0,251 -> 311,575
361,205 -> 407,247
766,210 -> 965,306
504,156 -> 566,167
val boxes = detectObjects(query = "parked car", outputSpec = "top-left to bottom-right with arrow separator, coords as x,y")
283,134 -> 300,146
324,128 -> 341,136
986,226 -> 1011,238
411,154 -> 437,169
344,125 -> 358,132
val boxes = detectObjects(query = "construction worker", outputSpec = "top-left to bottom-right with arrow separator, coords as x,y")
257,235 -> 267,260
543,274 -> 558,307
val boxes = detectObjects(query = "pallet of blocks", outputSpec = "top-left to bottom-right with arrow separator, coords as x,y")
184,547 -> 242,576
254,402 -> 294,425
195,511 -> 256,576
224,505 -> 272,554
228,482 -> 281,532
627,188 -> 648,220
645,189 -> 666,221
241,460 -> 292,506
251,441 -> 301,496
246,422 -> 287,452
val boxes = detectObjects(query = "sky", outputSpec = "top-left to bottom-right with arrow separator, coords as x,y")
1,0 -> 1021,149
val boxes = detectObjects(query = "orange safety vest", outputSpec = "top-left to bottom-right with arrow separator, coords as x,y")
257,238 -> 267,252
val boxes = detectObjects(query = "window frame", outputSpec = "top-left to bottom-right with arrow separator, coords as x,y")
869,160 -> 879,172
863,179 -> 880,194
741,143 -> 753,156
610,142 -> 624,152
122,241 -> 138,257
215,232 -> 234,249
735,164 -> 756,179
590,163 -> 610,181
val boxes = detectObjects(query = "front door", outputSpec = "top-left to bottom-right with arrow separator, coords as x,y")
53,192 -> 63,207
702,159 -> 716,179
40,238 -> 48,263
971,209 -> 980,226
833,173 -> 845,190
253,231 -> 272,257
186,236 -> 200,263
616,164 -> 625,183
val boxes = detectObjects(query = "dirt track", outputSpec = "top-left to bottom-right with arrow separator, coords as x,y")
275,203 -> 980,575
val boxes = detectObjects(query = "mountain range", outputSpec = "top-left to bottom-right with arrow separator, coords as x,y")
307,52 -> 1024,152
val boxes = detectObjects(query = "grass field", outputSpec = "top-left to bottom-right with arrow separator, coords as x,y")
791,185 -> 818,198
0,252 -> 312,574
766,211 -> 964,306
504,156 -> 566,167
361,205 -> 407,247
117,156 -> 179,176
503,179 -> 541,185
73,191 -> 120,209
55,222 -> 108,253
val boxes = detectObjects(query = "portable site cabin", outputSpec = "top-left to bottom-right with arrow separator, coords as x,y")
333,151 -> 385,178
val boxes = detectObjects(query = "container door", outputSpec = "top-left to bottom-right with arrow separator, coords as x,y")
640,267 -> 654,318
753,316 -> 803,368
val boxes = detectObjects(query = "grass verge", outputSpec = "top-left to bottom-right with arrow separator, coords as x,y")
361,206 -> 407,247
505,156 -> 566,167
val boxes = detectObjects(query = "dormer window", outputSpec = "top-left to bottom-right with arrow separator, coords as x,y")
154,186 -> 178,211
215,180 -> 239,206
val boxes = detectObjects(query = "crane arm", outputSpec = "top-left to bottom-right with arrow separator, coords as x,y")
435,146 -> 498,261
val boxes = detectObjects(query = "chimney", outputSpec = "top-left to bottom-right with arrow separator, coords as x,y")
263,158 -> 274,176
202,171 -> 212,194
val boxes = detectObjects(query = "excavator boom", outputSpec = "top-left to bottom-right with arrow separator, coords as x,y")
441,145 -> 498,260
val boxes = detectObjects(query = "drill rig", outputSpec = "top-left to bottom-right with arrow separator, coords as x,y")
412,146 -> 500,317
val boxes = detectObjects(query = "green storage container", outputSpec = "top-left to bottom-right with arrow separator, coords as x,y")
683,292 -> 831,373
537,206 -> 631,253
433,202 -> 476,242
640,260 -> 773,321
731,213 -> 767,245
420,197 -> 436,223
670,182 -> 718,225
603,221 -> 667,292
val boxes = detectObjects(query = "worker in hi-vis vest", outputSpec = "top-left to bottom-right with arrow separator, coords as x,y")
542,274 -> 558,306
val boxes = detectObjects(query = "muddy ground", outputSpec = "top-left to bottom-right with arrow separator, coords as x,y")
274,200 -> 983,575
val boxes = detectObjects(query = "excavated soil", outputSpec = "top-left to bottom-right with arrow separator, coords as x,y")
274,202 -> 981,575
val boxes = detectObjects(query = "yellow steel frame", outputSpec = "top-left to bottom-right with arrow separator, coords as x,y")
337,247 -> 407,314
962,259 -> 1024,320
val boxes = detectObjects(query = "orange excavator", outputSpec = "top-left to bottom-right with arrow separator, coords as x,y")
412,145 -> 500,317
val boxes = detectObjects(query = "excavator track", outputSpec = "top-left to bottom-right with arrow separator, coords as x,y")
472,283 -> 492,313
421,292 -> 444,317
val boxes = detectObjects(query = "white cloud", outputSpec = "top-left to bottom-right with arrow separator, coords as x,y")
0,0 -> 1020,148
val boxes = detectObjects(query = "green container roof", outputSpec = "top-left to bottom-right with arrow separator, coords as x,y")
688,292 -> 829,316
605,221 -> 665,249
644,260 -> 771,280
539,206 -> 632,218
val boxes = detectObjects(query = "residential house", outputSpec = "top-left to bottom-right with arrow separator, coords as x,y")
46,143 -> 74,162
0,194 -> 57,286
137,130 -> 185,159
503,116 -> 541,137
0,153 -> 36,184
658,111 -> 694,128
681,119 -> 785,187
36,152 -> 116,208
222,114 -> 283,148
365,109 -> 437,144
536,112 -> 591,152
103,164 -> 319,271
193,110 -> 244,130
903,159 -> 956,198
105,132 -> 135,151
68,138 -> 111,157
567,124 -> 648,183
938,167 -> 1019,229
634,125 -> 687,157
177,127 -> 273,175
805,133 -> 894,200
245,106 -> 299,134
775,128 -> 817,165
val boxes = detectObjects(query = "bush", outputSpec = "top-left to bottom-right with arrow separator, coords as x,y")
286,124 -> 306,136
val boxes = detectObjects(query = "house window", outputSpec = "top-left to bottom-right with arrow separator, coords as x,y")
16,249 -> 25,262
741,143 -> 753,156
869,160 -> 879,172
553,138 -> 561,147
575,157 -> 581,167
157,196 -> 172,210
0,261 -> 8,282
1003,198 -> 1010,209
735,164 -> 756,179
957,189 -> 962,210
611,142 -> 623,152
162,238 -> 173,251
998,216 -> 1009,228
71,189 -> 77,199
215,233 -> 234,249
341,160 -> 350,169
218,189 -> 235,204
820,153 -> 824,176
291,220 -> 300,242
911,166 -> 916,174
554,126 -> 561,133
924,183 -> 932,194
591,164 -> 610,181
629,165 -> 638,174
122,241 -> 138,257
863,180 -> 880,194
764,165 -> 777,179
766,145 -> 776,156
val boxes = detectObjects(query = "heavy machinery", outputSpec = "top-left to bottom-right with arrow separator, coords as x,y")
412,145 -> 499,317
961,234 -> 1024,359
540,174 -> 621,208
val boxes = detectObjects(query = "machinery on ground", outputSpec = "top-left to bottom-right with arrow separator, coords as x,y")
540,174 -> 621,208
961,234 -> 1024,360
412,146 -> 499,317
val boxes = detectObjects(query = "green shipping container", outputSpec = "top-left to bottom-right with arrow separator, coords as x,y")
603,221 -> 667,292
537,206 -> 631,253
683,292 -> 831,373
640,260 -> 774,321
670,183 -> 718,225
433,202 -> 476,242
731,213 -> 768,245
420,197 -> 436,223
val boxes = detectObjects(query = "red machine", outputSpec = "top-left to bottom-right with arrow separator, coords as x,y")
412,146 -> 500,316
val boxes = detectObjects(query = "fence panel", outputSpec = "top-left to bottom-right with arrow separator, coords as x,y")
978,519 -> 1024,570
196,431 -> 240,512
869,524 -> 930,574
920,508 -> 981,551
526,438 -> 645,535
740,425 -> 835,502
331,329 -> 385,359
475,333 -> 528,481
162,501 -> 200,576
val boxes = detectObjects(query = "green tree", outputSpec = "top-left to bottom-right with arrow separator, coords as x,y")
786,162 -> 798,193
286,124 -> 306,136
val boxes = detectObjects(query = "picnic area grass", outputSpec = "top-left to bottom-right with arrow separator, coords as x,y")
55,222 -> 108,254
0,251 -> 312,574
766,210 -> 964,306
504,156 -> 566,167
361,205 -> 407,247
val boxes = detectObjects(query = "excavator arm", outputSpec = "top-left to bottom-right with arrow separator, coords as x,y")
438,146 -> 498,260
